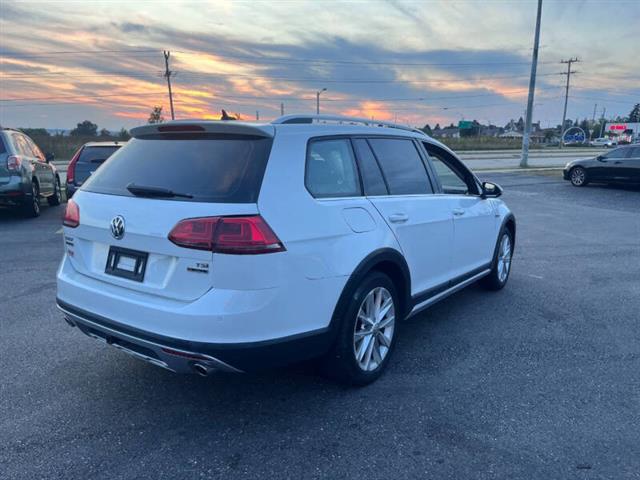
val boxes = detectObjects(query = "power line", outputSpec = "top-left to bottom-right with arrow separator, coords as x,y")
1,86 -> 561,103
172,51 -> 553,68
0,92 -> 165,102
0,49 -> 160,58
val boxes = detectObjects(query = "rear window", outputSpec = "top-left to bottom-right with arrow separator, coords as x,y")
81,134 -> 273,203
78,146 -> 120,163
73,146 -> 121,185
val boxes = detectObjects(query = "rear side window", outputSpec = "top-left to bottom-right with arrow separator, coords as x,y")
74,146 -> 121,184
0,136 -> 6,154
82,134 -> 273,203
305,139 -> 361,198
368,138 -> 432,195
352,139 -> 388,196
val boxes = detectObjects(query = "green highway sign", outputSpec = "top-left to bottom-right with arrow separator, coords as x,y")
458,120 -> 474,129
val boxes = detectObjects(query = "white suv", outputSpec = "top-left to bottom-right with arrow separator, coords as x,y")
57,115 -> 515,385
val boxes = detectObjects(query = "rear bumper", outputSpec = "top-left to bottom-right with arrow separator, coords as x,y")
57,298 -> 333,373
0,177 -> 29,206
562,169 -> 570,180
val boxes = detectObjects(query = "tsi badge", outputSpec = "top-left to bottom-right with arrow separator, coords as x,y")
110,215 -> 126,240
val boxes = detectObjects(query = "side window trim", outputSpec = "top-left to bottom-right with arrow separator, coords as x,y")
350,137 -> 389,196
412,139 -> 439,193
363,138 -> 391,194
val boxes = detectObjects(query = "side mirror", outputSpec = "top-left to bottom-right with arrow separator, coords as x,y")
45,152 -> 55,163
597,155 -> 606,162
481,181 -> 503,198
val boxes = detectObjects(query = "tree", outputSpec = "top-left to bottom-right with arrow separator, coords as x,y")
118,128 -> 131,141
70,120 -> 98,137
629,103 -> 640,122
516,116 -> 525,132
148,106 -> 164,124
99,128 -> 111,137
579,118 -> 590,133
421,124 -> 432,135
434,123 -> 441,131
19,128 -> 50,137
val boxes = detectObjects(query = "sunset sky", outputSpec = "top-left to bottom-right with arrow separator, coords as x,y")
1,0 -> 638,131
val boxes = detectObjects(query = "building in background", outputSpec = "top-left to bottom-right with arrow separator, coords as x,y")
604,122 -> 640,143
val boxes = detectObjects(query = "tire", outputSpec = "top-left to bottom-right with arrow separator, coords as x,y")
322,271 -> 399,386
47,176 -> 62,206
481,229 -> 513,291
22,180 -> 41,218
569,166 -> 588,187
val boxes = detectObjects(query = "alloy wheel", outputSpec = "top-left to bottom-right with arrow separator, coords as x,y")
497,234 -> 512,283
570,168 -> 586,186
32,183 -> 40,215
353,287 -> 395,372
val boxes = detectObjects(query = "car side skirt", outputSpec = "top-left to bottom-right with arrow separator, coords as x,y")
408,264 -> 492,318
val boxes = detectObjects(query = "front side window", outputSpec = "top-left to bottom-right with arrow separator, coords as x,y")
368,138 -> 432,195
305,139 -> 361,198
603,148 -> 630,160
424,143 -> 476,195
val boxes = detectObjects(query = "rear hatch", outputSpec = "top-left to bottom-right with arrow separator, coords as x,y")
72,145 -> 121,186
64,123 -> 275,302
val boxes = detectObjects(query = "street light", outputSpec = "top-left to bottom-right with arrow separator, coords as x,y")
316,88 -> 327,115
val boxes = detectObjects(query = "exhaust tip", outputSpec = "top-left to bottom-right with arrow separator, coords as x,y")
193,363 -> 211,377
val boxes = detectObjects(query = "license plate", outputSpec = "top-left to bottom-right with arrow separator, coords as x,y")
105,246 -> 148,282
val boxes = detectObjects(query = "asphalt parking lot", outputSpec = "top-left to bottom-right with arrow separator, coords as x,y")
1,172 -> 639,480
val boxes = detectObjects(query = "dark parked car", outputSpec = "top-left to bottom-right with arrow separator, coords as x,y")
563,146 -> 640,187
66,141 -> 124,198
0,128 -> 61,217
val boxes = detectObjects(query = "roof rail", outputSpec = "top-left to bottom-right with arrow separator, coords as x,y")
272,114 -> 426,136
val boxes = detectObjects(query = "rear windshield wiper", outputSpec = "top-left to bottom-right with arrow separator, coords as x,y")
126,183 -> 193,199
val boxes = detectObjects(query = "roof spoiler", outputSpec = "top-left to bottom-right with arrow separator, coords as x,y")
130,120 -> 275,138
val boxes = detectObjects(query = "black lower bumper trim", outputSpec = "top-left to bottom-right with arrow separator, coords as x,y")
56,298 -> 334,372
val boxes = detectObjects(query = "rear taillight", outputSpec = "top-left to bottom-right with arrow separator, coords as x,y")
66,148 -> 82,184
63,199 -> 80,227
7,155 -> 22,171
168,215 -> 285,254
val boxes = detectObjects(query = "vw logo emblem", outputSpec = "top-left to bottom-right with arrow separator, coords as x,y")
110,215 -> 125,240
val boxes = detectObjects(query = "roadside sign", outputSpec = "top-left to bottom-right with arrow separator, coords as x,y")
458,120 -> 474,129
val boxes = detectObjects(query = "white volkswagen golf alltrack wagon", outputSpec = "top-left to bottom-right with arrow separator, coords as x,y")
57,115 -> 515,385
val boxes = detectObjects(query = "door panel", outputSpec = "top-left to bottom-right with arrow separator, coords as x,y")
450,196 -> 497,277
369,196 -> 455,295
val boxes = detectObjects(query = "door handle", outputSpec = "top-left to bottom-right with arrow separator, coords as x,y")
388,213 -> 409,223
452,208 -> 465,216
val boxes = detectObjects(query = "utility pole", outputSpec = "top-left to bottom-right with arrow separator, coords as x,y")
163,50 -> 175,120
559,57 -> 580,148
589,103 -> 597,141
256,111 -> 259,121
280,103 -> 284,116
600,107 -> 607,138
520,0 -> 543,168
316,88 -> 327,115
